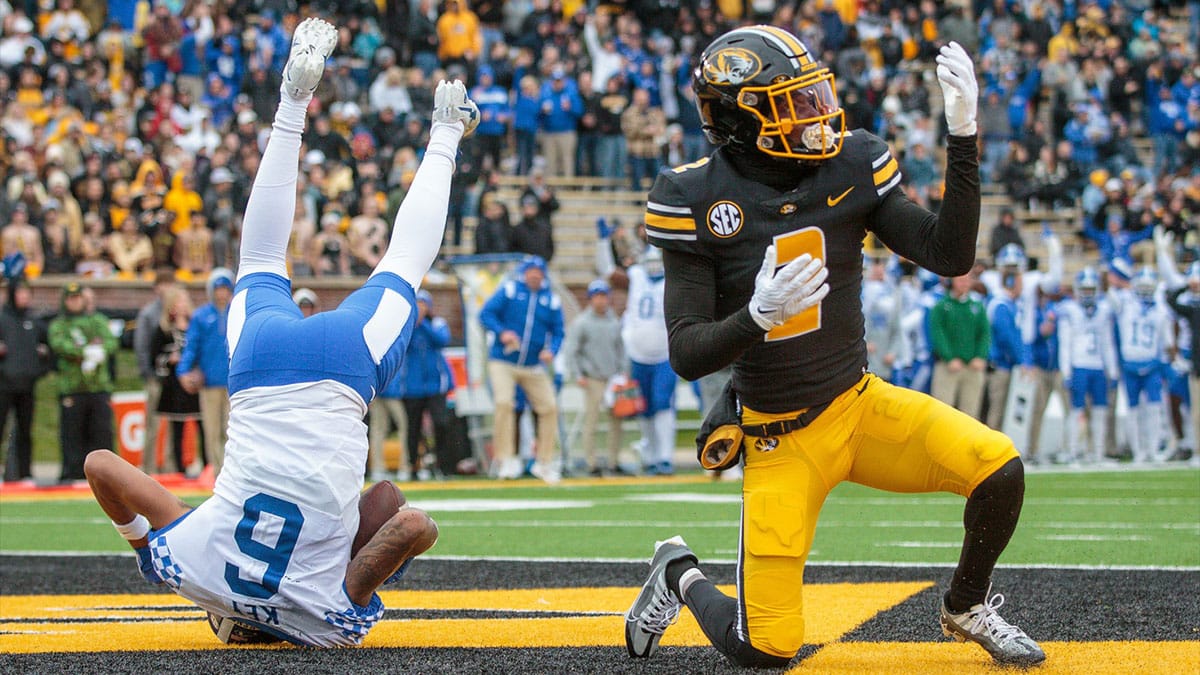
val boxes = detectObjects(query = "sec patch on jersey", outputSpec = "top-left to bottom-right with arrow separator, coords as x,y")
353,480 -> 406,557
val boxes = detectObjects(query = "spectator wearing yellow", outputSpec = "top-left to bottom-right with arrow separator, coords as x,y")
436,0 -> 482,70
164,171 -> 203,235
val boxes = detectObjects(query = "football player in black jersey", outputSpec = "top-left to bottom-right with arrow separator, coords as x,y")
623,26 -> 1044,668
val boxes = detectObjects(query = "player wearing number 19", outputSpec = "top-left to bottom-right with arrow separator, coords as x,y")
83,18 -> 479,647
625,26 -> 1045,668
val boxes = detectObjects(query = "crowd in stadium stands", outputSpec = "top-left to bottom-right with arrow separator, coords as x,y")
0,0 -> 1198,481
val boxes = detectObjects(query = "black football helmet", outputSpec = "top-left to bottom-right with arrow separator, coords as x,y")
693,25 -> 844,161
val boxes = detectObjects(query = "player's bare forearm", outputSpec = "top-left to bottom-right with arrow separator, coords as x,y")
662,248 -> 763,381
871,135 -> 980,276
345,508 -> 438,606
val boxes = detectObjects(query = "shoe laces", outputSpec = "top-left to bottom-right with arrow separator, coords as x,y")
639,578 -> 681,635
963,593 -> 1027,646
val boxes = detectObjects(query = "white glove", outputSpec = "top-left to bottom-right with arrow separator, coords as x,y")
1154,225 -> 1173,256
81,343 -> 105,375
749,245 -> 830,331
936,41 -> 978,137
432,79 -> 479,137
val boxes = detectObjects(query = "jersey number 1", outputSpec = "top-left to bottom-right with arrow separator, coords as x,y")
766,227 -> 826,342
224,494 -> 304,599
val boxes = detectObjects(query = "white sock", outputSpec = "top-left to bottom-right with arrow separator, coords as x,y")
653,410 -> 676,465
370,122 -> 463,289
237,94 -> 310,280
1090,406 -> 1109,463
638,417 -> 654,465
1068,410 -> 1085,461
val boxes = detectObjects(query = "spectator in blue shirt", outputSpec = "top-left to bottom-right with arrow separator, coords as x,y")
512,74 -> 542,175
1082,211 -> 1153,266
538,66 -> 584,177
470,65 -> 511,173
177,268 -> 232,479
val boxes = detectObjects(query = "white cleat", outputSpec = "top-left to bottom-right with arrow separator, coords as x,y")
282,17 -> 338,100
432,79 -> 480,137
940,588 -> 1045,667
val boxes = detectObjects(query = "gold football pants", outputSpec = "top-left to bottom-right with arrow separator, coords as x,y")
737,373 -> 1018,657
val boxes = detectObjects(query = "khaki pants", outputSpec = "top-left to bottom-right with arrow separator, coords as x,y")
1027,368 -> 1062,459
369,397 -> 408,474
541,131 -> 577,178
931,362 -> 985,421
488,360 -> 558,465
986,367 -> 1011,431
142,378 -> 163,472
580,376 -> 622,469
200,387 -> 229,477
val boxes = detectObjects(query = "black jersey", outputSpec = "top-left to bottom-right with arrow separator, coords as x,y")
646,131 -> 980,412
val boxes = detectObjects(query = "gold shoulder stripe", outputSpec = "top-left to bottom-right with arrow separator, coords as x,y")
873,158 -> 899,186
646,213 -> 696,232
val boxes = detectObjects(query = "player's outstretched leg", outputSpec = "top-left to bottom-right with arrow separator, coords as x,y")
369,79 -> 478,289
238,17 -> 337,279
83,450 -> 193,584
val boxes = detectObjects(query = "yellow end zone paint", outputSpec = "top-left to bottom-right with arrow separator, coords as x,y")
0,582 -> 929,653
800,641 -> 1200,675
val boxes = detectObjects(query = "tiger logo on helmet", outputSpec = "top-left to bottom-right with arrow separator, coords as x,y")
692,25 -> 845,161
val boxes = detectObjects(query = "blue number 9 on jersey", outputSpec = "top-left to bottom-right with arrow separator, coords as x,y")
224,494 -> 305,599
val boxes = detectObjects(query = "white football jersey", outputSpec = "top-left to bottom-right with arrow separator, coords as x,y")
622,265 -> 669,364
1110,290 -> 1174,366
149,380 -> 379,647
1056,298 -> 1117,378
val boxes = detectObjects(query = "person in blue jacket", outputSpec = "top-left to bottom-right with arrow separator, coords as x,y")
538,66 -> 584,178
986,263 -> 1034,432
177,267 -> 232,478
399,290 -> 458,479
478,255 -> 564,483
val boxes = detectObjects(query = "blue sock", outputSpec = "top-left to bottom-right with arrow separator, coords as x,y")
385,558 -> 413,585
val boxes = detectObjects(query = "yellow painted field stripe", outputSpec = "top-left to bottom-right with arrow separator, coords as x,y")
0,582 -> 929,653
803,641 -> 1200,675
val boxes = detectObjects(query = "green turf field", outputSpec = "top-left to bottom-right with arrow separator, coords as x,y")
3,469 -> 1197,568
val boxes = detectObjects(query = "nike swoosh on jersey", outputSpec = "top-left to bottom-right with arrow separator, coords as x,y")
826,186 -> 854,207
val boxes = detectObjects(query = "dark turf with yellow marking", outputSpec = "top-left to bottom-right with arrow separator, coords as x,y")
1,556 -> 1197,673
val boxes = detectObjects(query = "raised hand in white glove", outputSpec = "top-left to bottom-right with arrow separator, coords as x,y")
749,245 -> 830,331
1154,225 -> 1174,256
936,41 -> 978,137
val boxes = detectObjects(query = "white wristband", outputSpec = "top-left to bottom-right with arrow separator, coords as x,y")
113,514 -> 151,541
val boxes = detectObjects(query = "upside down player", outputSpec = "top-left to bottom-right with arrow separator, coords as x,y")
83,18 -> 479,646
624,26 -> 1045,667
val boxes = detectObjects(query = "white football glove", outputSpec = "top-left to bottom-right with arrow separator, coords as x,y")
432,79 -> 480,137
936,42 -> 978,137
749,245 -> 830,331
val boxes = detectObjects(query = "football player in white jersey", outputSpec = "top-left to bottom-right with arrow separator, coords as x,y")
1057,267 -> 1120,464
1110,266 -> 1175,462
83,18 -> 479,647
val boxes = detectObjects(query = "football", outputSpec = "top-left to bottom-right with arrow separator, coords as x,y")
352,480 -> 406,557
